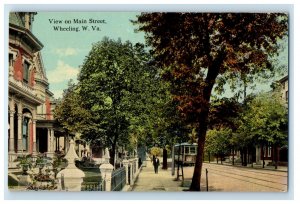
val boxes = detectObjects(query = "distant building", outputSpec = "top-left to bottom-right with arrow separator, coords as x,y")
255,75 -> 288,166
279,75 -> 288,104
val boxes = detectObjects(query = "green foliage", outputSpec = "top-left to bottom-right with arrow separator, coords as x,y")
150,147 -> 161,156
54,80 -> 93,134
51,152 -> 68,178
15,154 -> 33,174
54,37 -> 178,163
205,127 -> 232,156
235,90 -> 288,147
208,97 -> 242,130
77,38 -> 159,155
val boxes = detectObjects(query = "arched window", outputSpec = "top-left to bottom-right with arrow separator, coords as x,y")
22,117 -> 29,151
9,53 -> 14,67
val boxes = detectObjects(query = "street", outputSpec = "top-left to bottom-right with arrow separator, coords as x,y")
131,160 -> 288,192
184,163 -> 288,192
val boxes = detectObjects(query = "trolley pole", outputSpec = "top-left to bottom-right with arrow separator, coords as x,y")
206,168 -> 208,192
171,145 -> 175,176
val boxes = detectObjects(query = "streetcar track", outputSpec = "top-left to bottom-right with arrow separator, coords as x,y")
206,170 -> 286,191
203,163 -> 288,178
205,166 -> 287,180
206,167 -> 287,186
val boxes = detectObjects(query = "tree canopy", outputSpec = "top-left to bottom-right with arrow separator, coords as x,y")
54,37 -> 184,164
235,90 -> 288,147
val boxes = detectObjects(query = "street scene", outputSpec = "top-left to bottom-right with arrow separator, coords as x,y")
7,11 -> 288,192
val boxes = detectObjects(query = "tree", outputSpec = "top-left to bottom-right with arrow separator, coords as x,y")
205,127 -> 232,164
54,80 -> 93,135
208,97 -> 241,130
76,37 -> 181,164
135,13 -> 288,190
235,90 -> 288,168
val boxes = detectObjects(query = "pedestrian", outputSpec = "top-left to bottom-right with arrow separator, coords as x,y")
153,156 -> 160,174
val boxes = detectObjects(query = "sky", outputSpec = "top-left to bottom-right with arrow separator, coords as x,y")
32,12 -> 288,99
32,12 -> 146,98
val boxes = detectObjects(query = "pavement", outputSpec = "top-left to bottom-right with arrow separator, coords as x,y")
130,159 -> 288,192
130,160 -> 188,192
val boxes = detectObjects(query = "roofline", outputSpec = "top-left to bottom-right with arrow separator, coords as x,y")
46,89 -> 54,97
278,75 -> 288,83
9,23 -> 43,51
174,143 -> 197,147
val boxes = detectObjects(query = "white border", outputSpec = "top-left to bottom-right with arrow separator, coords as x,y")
1,1 -> 298,203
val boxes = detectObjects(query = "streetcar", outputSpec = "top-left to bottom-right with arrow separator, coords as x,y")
173,142 -> 197,166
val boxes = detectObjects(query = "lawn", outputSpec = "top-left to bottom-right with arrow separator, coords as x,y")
80,167 -> 102,183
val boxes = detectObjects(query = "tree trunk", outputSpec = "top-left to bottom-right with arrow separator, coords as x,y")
241,150 -> 243,165
208,152 -> 211,163
232,148 -> 235,166
162,148 -> 168,169
243,147 -> 247,166
247,148 -> 250,165
110,136 -> 118,165
274,144 -> 278,170
189,51 -> 224,191
189,97 -> 211,191
262,143 -> 265,168
189,128 -> 206,191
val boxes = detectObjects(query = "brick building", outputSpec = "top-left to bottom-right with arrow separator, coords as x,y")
8,12 -> 69,168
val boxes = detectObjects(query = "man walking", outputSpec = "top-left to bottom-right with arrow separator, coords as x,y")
153,156 -> 160,174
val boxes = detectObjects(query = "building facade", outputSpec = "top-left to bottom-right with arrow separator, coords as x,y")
279,75 -> 288,104
8,12 -> 68,168
255,75 -> 288,166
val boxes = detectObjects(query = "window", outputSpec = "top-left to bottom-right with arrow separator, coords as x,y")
263,143 -> 272,158
190,147 -> 196,154
185,147 -> 189,154
23,61 -> 30,83
9,54 -> 14,67
19,13 -> 25,25
268,145 -> 272,157
22,117 -> 29,151
285,91 -> 288,102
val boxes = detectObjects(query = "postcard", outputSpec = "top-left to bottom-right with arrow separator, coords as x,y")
7,11 -> 288,193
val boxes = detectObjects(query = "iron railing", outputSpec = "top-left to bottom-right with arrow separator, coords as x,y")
111,166 -> 126,191
81,180 -> 105,191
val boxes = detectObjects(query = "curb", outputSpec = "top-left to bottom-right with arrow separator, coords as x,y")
203,162 -> 288,172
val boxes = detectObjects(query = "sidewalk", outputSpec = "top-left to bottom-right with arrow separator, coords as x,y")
130,160 -> 187,192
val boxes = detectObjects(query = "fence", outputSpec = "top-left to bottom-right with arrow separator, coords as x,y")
128,165 -> 131,185
111,166 -> 126,191
132,160 -> 136,175
101,157 -> 141,190
80,167 -> 104,191
81,180 -> 105,191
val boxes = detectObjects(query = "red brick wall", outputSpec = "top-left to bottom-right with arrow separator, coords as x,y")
45,97 -> 51,120
12,47 -> 35,87
13,48 -> 23,81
